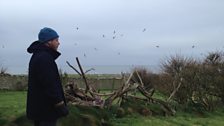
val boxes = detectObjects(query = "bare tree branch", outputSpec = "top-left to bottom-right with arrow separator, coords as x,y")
66,61 -> 81,76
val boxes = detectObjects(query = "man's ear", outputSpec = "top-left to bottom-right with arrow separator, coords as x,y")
44,42 -> 50,47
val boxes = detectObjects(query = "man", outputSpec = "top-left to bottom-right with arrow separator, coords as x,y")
26,27 -> 68,126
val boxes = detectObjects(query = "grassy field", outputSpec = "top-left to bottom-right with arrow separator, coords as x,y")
112,110 -> 224,126
0,91 -> 26,124
1,91 -> 224,126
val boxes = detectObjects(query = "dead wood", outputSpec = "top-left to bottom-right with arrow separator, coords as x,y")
65,58 -> 175,116
66,61 -> 81,76
76,57 -> 91,94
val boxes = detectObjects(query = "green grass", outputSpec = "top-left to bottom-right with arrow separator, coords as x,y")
1,91 -> 224,126
112,110 -> 224,126
0,91 -> 27,125
0,91 -> 113,126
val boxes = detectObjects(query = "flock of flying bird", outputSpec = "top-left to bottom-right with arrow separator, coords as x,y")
74,27 -> 153,58
73,26 -> 197,58
0,27 -> 199,58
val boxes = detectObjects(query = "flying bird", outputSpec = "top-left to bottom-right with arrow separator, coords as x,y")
118,52 -> 121,55
156,45 -> 159,48
113,30 -> 116,34
112,36 -> 116,39
192,45 -> 195,48
142,28 -> 146,32
84,53 -> 87,57
76,27 -> 79,30
102,34 -> 105,38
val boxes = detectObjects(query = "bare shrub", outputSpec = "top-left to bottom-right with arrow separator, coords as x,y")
161,54 -> 197,104
155,73 -> 173,96
202,51 -> 224,105
160,52 -> 224,111
131,67 -> 156,91
0,66 -> 8,75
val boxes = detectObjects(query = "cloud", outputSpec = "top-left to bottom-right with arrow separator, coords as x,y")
0,0 -> 224,74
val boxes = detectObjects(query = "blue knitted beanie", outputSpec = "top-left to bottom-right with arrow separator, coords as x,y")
38,27 -> 59,43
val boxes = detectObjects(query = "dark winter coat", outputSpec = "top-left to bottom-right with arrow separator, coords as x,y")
26,41 -> 68,121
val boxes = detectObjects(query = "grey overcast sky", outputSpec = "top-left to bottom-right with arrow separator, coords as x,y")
0,0 -> 224,74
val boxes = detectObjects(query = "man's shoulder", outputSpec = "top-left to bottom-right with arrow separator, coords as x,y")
37,50 -> 52,57
33,51 -> 54,62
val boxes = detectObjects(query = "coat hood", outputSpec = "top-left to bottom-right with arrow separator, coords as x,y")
27,41 -> 61,59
